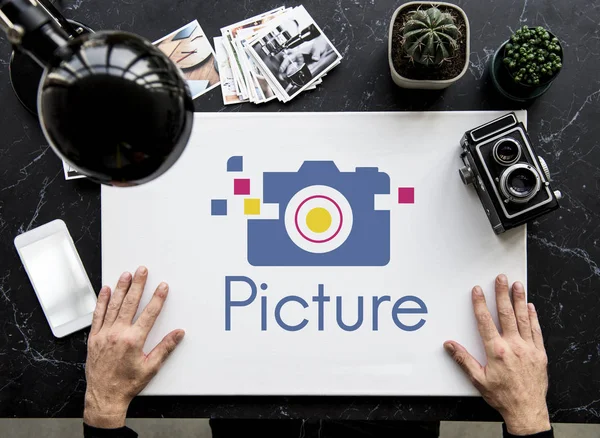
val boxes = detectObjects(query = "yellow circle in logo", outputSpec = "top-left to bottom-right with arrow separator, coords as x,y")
305,207 -> 332,233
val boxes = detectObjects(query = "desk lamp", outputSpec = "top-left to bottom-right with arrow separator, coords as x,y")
0,0 -> 194,186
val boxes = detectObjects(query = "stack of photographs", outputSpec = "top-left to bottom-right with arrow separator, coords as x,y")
214,5 -> 342,105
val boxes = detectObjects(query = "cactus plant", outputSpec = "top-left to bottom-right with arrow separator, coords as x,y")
402,7 -> 460,66
503,26 -> 562,86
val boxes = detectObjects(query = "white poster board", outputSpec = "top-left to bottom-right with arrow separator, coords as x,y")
102,111 -> 526,396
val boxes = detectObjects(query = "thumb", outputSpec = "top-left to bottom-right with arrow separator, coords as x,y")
279,58 -> 290,75
444,341 -> 485,385
147,329 -> 185,371
279,51 -> 294,75
309,44 -> 324,62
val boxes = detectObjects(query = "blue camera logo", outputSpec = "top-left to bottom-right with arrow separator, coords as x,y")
248,161 -> 390,266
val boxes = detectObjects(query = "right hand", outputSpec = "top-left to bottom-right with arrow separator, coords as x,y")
278,50 -> 305,80
278,39 -> 330,79
444,275 -> 551,435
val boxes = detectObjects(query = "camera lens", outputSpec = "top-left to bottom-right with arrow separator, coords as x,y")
493,138 -> 522,166
508,169 -> 536,194
499,164 -> 542,203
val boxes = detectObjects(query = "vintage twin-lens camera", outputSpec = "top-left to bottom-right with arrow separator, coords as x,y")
459,113 -> 561,234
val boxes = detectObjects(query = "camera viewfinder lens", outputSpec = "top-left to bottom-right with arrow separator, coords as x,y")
492,138 -> 522,166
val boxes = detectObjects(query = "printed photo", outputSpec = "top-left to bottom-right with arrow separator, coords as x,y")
221,7 -> 286,102
154,20 -> 220,99
62,161 -> 85,180
248,6 -> 342,101
214,37 -> 247,105
236,27 -> 278,102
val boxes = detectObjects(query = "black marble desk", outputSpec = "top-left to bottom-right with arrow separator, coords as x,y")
1,0 -> 599,424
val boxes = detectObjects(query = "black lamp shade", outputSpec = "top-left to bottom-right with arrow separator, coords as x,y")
39,31 -> 194,186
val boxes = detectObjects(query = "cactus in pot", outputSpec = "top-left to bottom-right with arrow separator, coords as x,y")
503,26 -> 563,86
402,7 -> 460,66
489,25 -> 564,101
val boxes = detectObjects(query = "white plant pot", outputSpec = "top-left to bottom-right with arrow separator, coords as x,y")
388,1 -> 471,90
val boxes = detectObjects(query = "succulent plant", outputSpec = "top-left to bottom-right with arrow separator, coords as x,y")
402,7 -> 460,66
503,26 -> 563,86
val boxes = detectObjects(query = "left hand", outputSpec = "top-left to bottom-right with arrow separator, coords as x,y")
84,266 -> 185,428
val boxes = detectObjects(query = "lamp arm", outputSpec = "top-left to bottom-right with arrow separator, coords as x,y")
0,0 -> 70,67
36,0 -> 79,38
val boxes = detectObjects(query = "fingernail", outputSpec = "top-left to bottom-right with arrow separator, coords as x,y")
497,274 -> 508,284
444,343 -> 455,354
528,303 -> 536,312
137,266 -> 147,276
175,331 -> 185,343
158,282 -> 169,292
473,286 -> 483,296
513,281 -> 524,293
120,272 -> 131,281
100,286 -> 110,295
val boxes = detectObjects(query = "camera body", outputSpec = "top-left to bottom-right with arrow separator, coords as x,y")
459,113 -> 561,234
247,161 -> 390,266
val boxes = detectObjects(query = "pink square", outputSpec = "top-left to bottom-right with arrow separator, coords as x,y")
398,187 -> 415,204
234,179 -> 250,195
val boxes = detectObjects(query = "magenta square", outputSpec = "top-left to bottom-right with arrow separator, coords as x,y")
234,179 -> 250,195
398,187 -> 415,204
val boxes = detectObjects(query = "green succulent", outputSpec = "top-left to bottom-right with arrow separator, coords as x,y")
402,7 -> 460,66
503,26 -> 563,86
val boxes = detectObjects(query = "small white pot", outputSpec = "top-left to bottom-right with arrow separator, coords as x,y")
388,1 -> 471,90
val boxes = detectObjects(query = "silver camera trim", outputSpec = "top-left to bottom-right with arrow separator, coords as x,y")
476,126 -> 553,220
492,138 -> 522,166
499,163 -> 542,204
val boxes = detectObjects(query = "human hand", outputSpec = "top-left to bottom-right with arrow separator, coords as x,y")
84,267 -> 185,428
302,37 -> 330,62
444,275 -> 550,436
278,38 -> 330,79
279,50 -> 305,80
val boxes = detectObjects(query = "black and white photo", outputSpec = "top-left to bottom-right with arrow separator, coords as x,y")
248,6 -> 342,101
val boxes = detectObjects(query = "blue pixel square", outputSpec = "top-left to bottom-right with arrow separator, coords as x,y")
211,199 -> 227,216
227,156 -> 243,172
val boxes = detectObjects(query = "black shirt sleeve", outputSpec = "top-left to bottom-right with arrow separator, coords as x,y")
503,423 -> 554,437
83,423 -> 138,438
83,420 -> 553,437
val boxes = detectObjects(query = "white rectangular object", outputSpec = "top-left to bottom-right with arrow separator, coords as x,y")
102,111 -> 527,396
15,219 -> 96,338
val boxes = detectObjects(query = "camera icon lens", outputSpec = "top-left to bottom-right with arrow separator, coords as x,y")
284,185 -> 354,254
